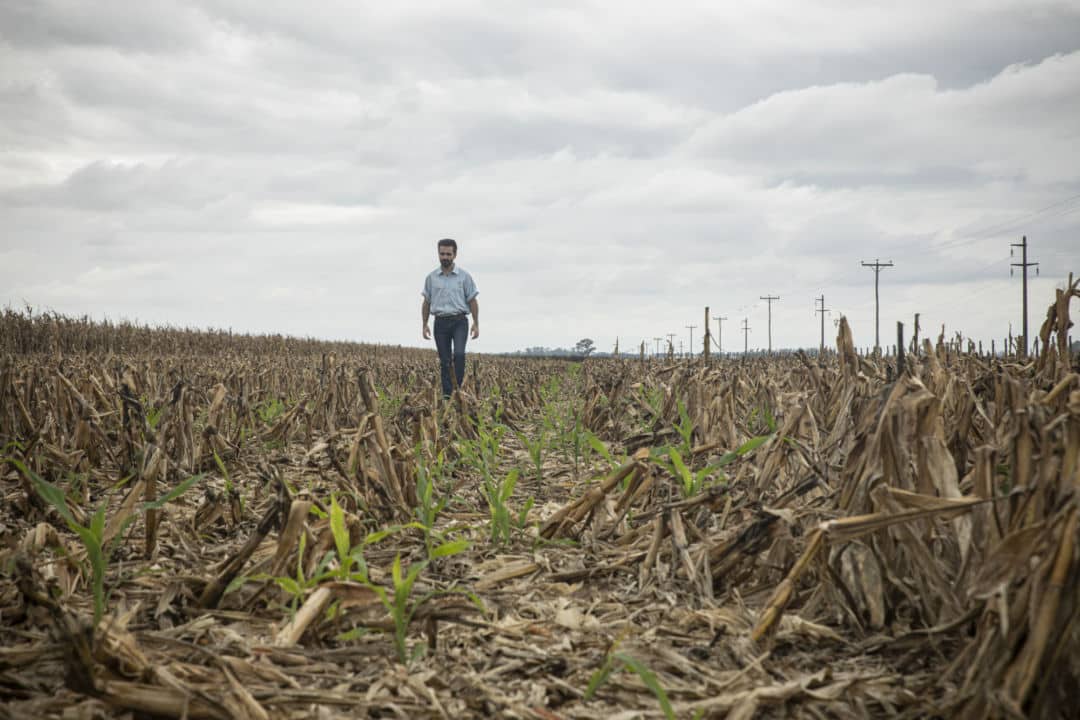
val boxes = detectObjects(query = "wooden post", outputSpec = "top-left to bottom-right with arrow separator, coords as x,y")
897,322 -> 905,376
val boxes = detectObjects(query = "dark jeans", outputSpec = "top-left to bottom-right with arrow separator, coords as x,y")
433,315 -> 468,398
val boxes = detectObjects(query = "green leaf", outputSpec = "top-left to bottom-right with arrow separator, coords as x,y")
142,473 -> 203,511
349,549 -> 369,583
336,626 -> 369,642
213,451 -> 229,482
223,574 -> 249,597
614,654 -> 675,720
500,468 -> 519,503
313,550 -> 336,580
330,495 -> 350,575
391,553 -> 403,588
16,460 -> 77,527
431,539 -> 470,558
517,497 -> 535,527
715,451 -> 739,468
89,503 -> 106,538
587,433 -> 612,462
274,576 -> 303,597
364,527 -> 401,545
736,434 -> 772,456
403,560 -> 427,593
296,532 -> 307,584
585,656 -> 618,700
763,406 -> 777,432
668,448 -> 693,495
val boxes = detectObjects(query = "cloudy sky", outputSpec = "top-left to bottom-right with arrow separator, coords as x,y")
2,1 -> 1079,354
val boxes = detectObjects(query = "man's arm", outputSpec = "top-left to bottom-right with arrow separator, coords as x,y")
422,298 -> 431,339
469,297 -> 479,339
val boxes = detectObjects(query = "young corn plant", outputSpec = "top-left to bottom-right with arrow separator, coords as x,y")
408,455 -> 471,562
459,414 -> 531,544
256,396 -> 287,425
266,533 -> 337,620
375,554 -> 431,664
568,409 -> 585,480
550,406 -> 586,479
11,458 -> 201,624
484,468 -> 523,545
413,449 -> 450,559
654,424 -> 778,498
327,497 -> 473,662
673,398 -> 696,455
585,651 -> 675,720
515,427 -> 547,484
361,550 -> 479,664
653,447 -> 717,498
585,430 -> 623,473
638,384 -> 665,433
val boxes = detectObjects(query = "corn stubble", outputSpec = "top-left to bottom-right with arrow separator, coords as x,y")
0,278 -> 1078,719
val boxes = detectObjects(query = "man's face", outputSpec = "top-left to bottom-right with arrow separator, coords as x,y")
438,245 -> 456,268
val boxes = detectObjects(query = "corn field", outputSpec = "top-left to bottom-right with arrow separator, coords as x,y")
1,277 -> 1078,719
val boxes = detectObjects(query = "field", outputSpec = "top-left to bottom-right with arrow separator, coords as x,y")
1,282 -> 1078,720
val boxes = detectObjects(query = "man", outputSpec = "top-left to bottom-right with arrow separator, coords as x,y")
422,239 -> 479,398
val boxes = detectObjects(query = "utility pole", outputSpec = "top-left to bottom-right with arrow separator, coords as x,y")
814,295 -> 829,355
741,317 -> 751,357
653,337 -> 662,358
759,295 -> 779,354
861,258 -> 894,353
715,316 -> 728,356
1010,235 -> 1039,359
685,325 -> 697,359
666,333 -> 676,360
703,307 -> 710,361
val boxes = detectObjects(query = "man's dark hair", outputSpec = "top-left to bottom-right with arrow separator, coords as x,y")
437,238 -> 458,253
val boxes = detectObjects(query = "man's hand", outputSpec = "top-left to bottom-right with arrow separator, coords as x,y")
423,324 -> 431,340
470,323 -> 479,339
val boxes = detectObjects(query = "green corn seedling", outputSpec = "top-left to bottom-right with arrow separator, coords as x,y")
515,427 -> 547,484
484,468 -> 520,545
585,651 -> 675,720
12,458 -> 201,624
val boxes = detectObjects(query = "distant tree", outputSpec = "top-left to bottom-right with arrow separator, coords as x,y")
574,338 -> 596,357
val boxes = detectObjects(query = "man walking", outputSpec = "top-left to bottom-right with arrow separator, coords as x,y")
422,239 -> 479,398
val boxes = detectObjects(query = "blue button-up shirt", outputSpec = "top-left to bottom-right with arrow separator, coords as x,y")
423,265 -> 478,317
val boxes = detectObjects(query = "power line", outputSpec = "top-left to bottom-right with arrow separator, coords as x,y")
766,191 -> 1080,309
924,192 -> 1080,254
908,253 -> 1012,318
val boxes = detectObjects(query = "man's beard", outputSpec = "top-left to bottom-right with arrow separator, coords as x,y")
440,259 -> 453,268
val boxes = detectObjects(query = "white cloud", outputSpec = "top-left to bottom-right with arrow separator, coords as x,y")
1,1 -> 1079,353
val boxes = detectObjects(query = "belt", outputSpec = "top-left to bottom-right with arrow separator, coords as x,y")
435,313 -> 467,320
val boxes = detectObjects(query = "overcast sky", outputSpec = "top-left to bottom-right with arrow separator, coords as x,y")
2,1 -> 1079,354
